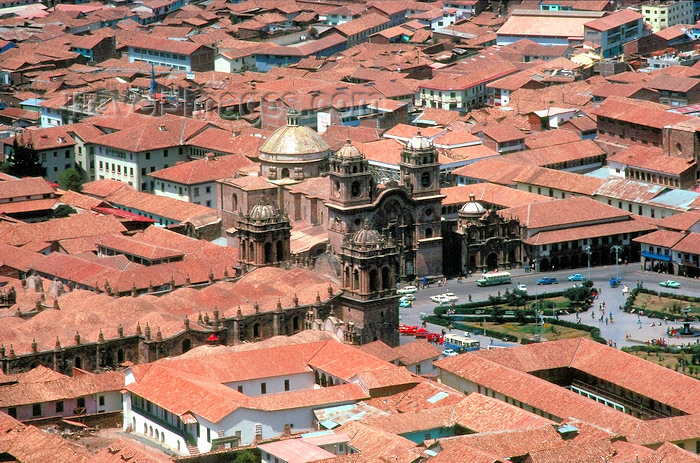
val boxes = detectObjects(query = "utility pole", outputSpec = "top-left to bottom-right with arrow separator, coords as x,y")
611,245 -> 623,280
583,245 -> 591,281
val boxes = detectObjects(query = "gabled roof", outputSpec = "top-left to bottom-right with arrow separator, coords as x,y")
512,165 -> 605,196
94,115 -> 212,152
148,154 -> 254,185
584,9 -> 642,32
0,177 -> 53,201
607,145 -> 696,176
499,196 -> 630,230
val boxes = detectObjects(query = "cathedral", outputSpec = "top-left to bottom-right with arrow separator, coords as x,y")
218,110 -> 446,347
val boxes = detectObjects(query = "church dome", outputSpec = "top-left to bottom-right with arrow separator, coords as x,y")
335,139 -> 363,160
352,219 -> 382,245
259,109 -> 330,158
459,195 -> 486,216
406,130 -> 432,151
249,202 -> 278,220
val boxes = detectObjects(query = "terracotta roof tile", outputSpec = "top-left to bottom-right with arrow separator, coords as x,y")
0,213 -> 126,247
148,154 -> 254,185
441,183 -> 553,209
500,196 -> 630,230
607,145 -> 696,176
393,339 -> 442,366
512,165 -> 606,196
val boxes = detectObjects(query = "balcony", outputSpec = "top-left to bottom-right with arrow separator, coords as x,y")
132,403 -> 186,439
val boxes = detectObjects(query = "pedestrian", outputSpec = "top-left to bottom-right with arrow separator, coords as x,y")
591,310 -> 595,319
468,294 -> 472,302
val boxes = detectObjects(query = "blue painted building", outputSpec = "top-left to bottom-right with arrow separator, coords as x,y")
253,34 -> 346,72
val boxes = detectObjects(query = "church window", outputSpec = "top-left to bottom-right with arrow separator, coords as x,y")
351,181 -> 361,197
421,172 -> 431,188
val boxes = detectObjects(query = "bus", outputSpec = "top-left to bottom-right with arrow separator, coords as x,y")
442,334 -> 480,353
476,271 -> 512,287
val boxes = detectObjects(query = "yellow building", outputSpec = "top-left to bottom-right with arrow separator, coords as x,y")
642,0 -> 694,33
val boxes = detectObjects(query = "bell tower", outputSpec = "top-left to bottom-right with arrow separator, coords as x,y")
399,130 -> 441,198
328,140 -> 374,207
237,200 -> 291,273
399,131 -> 444,278
335,220 -> 400,346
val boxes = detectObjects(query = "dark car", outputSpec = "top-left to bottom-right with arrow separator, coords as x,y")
537,276 -> 558,285
610,277 -> 622,288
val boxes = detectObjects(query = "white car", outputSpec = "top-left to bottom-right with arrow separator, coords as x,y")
430,292 -> 459,304
516,283 -> 527,292
397,285 -> 418,295
443,349 -> 459,357
399,294 -> 415,302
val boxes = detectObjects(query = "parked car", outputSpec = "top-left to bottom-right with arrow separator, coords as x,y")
399,294 -> 415,302
443,348 -> 459,357
659,280 -> 681,289
415,328 -> 430,338
399,324 -> 418,335
537,276 -> 559,285
516,283 -> 527,292
568,274 -> 585,281
399,299 -> 411,308
430,292 -> 459,304
610,277 -> 622,288
397,285 -> 418,295
426,333 -> 443,343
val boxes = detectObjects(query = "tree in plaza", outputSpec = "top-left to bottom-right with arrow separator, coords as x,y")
6,135 -> 44,178
58,167 -> 84,192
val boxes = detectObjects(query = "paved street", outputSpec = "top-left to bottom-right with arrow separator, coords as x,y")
399,263 -> 700,350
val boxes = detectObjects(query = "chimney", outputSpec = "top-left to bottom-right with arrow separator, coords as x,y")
205,152 -> 215,161
158,124 -> 167,131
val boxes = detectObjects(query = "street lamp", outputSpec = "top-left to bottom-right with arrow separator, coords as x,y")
583,245 -> 591,281
611,245 -> 623,280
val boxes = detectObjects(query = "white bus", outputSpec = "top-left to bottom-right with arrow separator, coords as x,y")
476,271 -> 512,287
443,333 -> 480,353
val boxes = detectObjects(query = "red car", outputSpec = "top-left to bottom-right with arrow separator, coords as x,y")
399,324 -> 418,335
415,328 -> 430,338
426,333 -> 443,343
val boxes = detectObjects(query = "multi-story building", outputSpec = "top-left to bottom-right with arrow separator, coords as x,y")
583,9 -> 644,58
0,126 -> 77,183
591,97 -> 690,155
641,0 -> 694,33
92,115 -> 212,191
416,63 -> 517,111
496,9 -> 606,46
127,36 -> 214,72
148,153 -> 254,209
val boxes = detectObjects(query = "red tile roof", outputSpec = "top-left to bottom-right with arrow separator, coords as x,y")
0,412 -> 93,463
149,153 -> 254,185
0,213 -> 126,247
590,97 -> 690,130
499,196 -> 631,230
607,145 -> 696,176
104,185 -> 217,223
584,9 -> 642,31
441,183 -> 553,209
335,13 -> 390,37
451,158 -> 530,186
0,177 -> 53,201
525,215 -> 656,245
0,367 -> 123,407
126,35 -> 208,55
512,165 -> 606,196
95,115 -> 211,152
3,126 -> 75,151
503,139 -> 605,168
